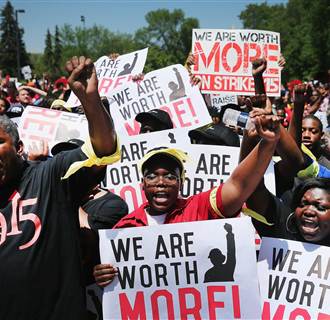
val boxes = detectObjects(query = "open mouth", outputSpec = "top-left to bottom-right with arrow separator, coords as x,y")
153,192 -> 169,204
300,219 -> 319,235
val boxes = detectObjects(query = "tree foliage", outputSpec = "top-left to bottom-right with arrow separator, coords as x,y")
239,0 -> 330,81
59,24 -> 137,64
0,1 -> 29,77
135,9 -> 199,71
43,29 -> 54,74
54,25 -> 62,74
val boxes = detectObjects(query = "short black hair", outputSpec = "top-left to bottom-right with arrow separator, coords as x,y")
0,115 -> 20,147
291,178 -> 329,210
303,115 -> 323,132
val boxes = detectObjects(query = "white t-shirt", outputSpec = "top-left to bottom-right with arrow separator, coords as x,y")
146,212 -> 167,225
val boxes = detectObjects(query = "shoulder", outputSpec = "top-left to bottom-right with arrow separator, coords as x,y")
113,202 -> 148,229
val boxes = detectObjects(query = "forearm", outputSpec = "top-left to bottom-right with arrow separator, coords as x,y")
276,125 -> 304,170
222,138 -> 277,217
288,101 -> 304,145
253,75 -> 266,95
240,132 -> 272,215
19,86 -> 47,97
84,94 -> 117,157
308,96 -> 322,114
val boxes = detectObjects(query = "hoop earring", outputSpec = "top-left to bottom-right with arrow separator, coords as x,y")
286,212 -> 298,234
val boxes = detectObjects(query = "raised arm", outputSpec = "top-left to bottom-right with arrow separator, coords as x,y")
65,56 -> 117,157
221,115 -> 280,217
288,84 -> 306,145
18,85 -> 47,97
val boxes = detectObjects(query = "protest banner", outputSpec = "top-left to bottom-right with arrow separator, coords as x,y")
192,29 -> 281,96
18,106 -> 88,151
211,93 -> 238,110
258,237 -> 330,320
99,217 -> 261,319
108,64 -> 211,137
102,130 -> 276,213
66,48 -> 148,107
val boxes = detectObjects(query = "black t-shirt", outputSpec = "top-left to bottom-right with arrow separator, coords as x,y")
0,148 -> 104,320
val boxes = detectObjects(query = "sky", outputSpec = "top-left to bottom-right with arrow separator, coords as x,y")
6,0 -> 287,53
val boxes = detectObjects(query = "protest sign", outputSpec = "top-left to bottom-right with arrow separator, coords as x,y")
192,29 -> 281,96
258,237 -> 330,320
211,93 -> 238,110
21,65 -> 32,80
99,217 -> 261,319
102,130 -> 275,212
18,106 -> 88,151
66,48 -> 148,107
108,64 -> 211,137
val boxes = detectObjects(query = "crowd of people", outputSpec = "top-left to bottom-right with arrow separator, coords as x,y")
0,46 -> 329,319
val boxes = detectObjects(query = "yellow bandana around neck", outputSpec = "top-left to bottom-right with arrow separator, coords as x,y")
61,137 -> 121,180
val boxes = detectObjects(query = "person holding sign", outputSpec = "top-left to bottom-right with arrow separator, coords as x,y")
94,113 -> 281,287
0,56 -> 120,320
240,58 -> 330,246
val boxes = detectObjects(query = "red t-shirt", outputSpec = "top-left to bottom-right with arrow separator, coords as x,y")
113,185 -> 224,229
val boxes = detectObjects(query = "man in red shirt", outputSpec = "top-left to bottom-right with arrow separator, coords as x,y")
94,115 -> 280,286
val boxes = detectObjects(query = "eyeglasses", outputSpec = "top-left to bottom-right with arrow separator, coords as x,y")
144,172 -> 179,185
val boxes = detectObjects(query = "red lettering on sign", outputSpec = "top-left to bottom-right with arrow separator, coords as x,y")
125,120 -> 141,136
151,290 -> 175,320
208,286 -> 226,319
98,78 -> 113,95
194,42 -> 220,72
179,287 -> 202,320
23,118 -> 56,136
232,285 -> 241,318
262,302 -> 285,320
289,308 -> 311,320
28,108 -> 59,118
243,43 -> 262,70
222,42 -> 242,73
119,291 -> 146,320
173,100 -> 192,128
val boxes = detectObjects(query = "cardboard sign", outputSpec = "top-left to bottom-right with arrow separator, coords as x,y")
192,29 -> 281,96
109,64 -> 211,136
211,93 -> 238,110
18,106 -> 88,151
102,130 -> 276,212
258,237 -> 330,320
100,218 -> 261,319
66,48 -> 148,107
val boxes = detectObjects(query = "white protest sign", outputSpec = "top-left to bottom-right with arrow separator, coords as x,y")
99,218 -> 261,319
103,130 -> 275,212
108,64 -> 211,136
18,106 -> 88,151
66,48 -> 148,107
258,237 -> 330,320
21,65 -> 32,80
192,29 -> 281,96
211,93 -> 238,110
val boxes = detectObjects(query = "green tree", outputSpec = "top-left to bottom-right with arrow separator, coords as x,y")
135,9 -> 199,71
43,29 -> 54,74
59,24 -> 137,65
0,1 -> 29,77
53,25 -> 62,74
